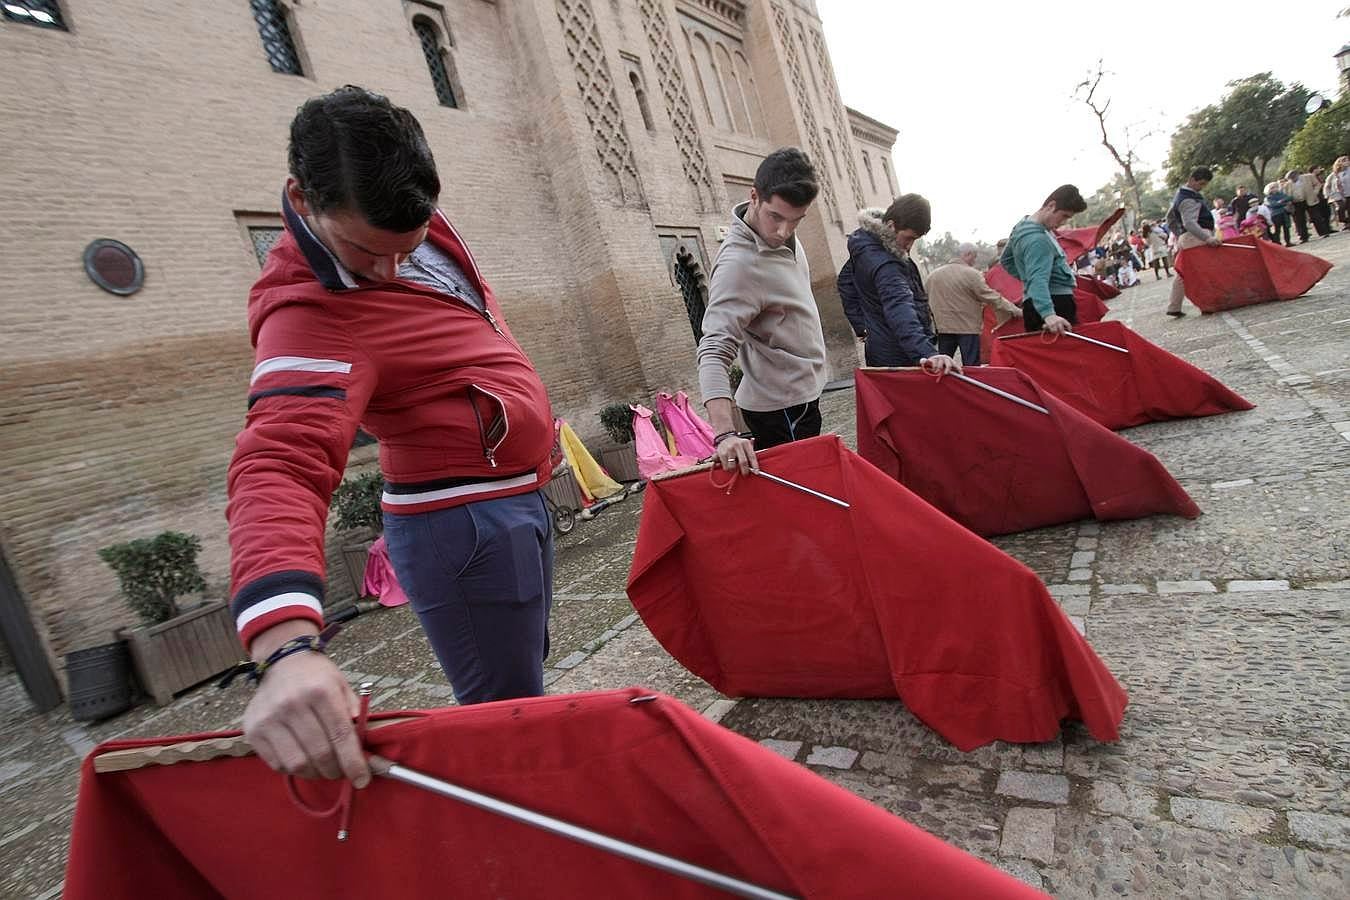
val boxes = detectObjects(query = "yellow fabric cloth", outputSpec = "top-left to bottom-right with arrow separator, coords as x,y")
559,421 -> 623,501
665,427 -> 678,455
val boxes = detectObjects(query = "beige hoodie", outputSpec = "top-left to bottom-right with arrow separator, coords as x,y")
696,202 -> 827,412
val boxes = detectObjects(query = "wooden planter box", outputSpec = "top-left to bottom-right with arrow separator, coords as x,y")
119,600 -> 241,705
541,463 -> 585,512
340,536 -> 377,602
599,442 -> 641,483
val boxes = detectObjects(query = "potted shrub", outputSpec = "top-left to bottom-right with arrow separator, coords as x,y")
596,401 -> 642,483
100,531 -> 239,705
330,470 -> 384,603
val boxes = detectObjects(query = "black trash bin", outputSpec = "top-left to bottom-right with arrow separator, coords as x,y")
65,641 -> 134,722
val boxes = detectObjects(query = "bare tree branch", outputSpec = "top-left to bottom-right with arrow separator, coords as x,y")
1074,60 -> 1145,219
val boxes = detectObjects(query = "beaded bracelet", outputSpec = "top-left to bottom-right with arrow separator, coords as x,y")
218,622 -> 343,688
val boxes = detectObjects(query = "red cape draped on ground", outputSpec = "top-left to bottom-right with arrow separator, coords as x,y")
65,689 -> 1044,899
1174,236 -> 1333,311
989,321 -> 1255,429
626,436 -> 1127,751
854,368 -> 1199,537
981,271 -> 1113,362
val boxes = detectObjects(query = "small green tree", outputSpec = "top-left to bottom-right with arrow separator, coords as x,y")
1284,98 -> 1350,171
330,471 -> 384,532
99,532 -> 207,626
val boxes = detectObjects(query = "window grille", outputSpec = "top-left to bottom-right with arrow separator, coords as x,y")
250,0 -> 303,75
414,17 -> 457,107
248,227 -> 284,267
1,1 -> 66,29
673,253 -> 707,343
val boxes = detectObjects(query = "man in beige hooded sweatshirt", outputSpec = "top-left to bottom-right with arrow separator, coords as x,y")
697,148 -> 827,475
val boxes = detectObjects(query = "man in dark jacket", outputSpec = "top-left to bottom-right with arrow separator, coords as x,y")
229,86 -> 556,789
836,194 -> 960,372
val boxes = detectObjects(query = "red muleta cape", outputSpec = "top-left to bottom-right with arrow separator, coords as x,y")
855,368 -> 1199,537
981,271 -> 1113,361
1173,235 -> 1333,311
980,209 -> 1125,362
65,688 -> 1044,899
626,436 -> 1127,751
989,320 -> 1255,430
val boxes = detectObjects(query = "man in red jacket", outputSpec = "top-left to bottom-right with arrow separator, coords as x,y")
228,86 -> 556,788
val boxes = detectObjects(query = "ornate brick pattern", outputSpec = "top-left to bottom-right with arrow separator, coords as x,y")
809,26 -> 865,210
638,0 -> 716,211
557,0 -> 645,205
768,1 -> 837,220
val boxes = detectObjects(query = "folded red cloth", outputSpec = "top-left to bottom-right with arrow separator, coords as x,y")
66,688 -> 1045,899
990,320 -> 1254,429
628,435 -> 1127,751
855,367 -> 1199,537
1174,236 -> 1332,311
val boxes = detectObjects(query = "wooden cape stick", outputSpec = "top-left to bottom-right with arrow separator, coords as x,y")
861,366 -> 1050,415
91,716 -> 419,774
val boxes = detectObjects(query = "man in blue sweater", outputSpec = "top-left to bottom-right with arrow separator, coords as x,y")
1000,185 -> 1088,335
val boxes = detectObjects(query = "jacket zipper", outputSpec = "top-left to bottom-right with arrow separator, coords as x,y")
468,383 -> 510,469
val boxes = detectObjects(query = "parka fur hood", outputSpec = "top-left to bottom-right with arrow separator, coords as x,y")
854,208 -> 906,259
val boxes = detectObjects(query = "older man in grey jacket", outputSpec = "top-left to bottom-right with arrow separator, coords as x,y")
697,148 -> 826,475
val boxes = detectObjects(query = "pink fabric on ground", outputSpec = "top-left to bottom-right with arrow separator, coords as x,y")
655,391 -> 716,458
632,404 -> 698,480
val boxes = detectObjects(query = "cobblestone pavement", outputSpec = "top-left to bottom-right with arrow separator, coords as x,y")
3,238 -> 1348,897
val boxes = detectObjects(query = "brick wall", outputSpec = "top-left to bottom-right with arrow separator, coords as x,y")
0,0 -> 896,687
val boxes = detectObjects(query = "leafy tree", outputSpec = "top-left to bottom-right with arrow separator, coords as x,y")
916,231 -> 961,265
1166,73 -> 1311,190
1284,97 -> 1350,171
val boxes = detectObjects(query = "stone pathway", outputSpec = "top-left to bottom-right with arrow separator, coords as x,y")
2,237 -> 1347,897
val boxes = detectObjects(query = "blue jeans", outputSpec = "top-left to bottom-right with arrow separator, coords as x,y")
383,490 -> 553,705
936,332 -> 982,366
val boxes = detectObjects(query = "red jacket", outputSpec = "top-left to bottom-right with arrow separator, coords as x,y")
227,197 -> 553,649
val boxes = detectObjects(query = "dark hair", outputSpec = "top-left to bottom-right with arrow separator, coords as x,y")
754,147 -> 819,207
1190,167 -> 1214,182
882,193 -> 931,235
288,85 -> 441,233
1042,184 -> 1087,213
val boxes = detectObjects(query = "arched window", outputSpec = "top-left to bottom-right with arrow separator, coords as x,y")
861,151 -> 877,193
413,16 -> 457,108
673,251 -> 708,343
629,71 -> 654,132
881,157 -> 897,194
1,0 -> 65,29
250,0 -> 303,75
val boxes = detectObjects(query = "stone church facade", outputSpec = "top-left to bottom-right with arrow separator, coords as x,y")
0,0 -> 896,703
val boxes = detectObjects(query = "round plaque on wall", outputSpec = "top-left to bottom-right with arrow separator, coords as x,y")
83,239 -> 145,295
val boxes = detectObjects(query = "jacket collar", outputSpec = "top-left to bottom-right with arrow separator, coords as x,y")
280,193 -> 489,300
281,190 -> 360,292
731,201 -> 797,256
855,207 -> 907,261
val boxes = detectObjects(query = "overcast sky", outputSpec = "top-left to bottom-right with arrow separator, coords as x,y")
817,0 -> 1346,242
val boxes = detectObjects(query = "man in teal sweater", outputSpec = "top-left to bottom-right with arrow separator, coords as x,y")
999,184 -> 1088,335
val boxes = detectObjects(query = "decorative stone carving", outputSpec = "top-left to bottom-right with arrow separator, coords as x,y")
556,0 -> 645,205
639,0 -> 717,211
768,1 -> 837,220
809,26 -> 865,209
